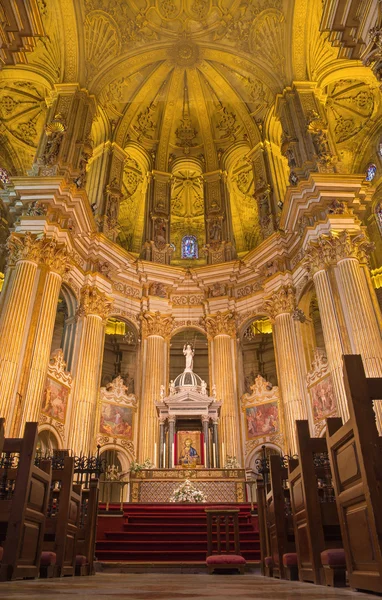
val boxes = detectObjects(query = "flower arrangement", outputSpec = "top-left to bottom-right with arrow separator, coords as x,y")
224,455 -> 241,469
170,479 -> 207,503
129,458 -> 154,473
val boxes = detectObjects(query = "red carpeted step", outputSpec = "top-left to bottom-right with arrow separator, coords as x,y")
96,502 -> 260,564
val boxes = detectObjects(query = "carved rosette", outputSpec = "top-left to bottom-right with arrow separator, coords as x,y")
140,311 -> 174,339
204,311 -> 236,339
303,231 -> 375,277
77,285 -> 113,321
262,284 -> 296,321
6,232 -> 70,276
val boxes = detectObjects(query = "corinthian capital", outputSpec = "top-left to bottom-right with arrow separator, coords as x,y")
78,285 -> 113,320
263,284 -> 296,320
7,232 -> 70,275
303,230 -> 374,276
204,311 -> 236,338
140,311 -> 174,339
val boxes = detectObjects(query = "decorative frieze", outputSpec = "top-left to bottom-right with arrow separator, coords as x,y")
262,284 -> 296,320
140,311 -> 174,338
172,294 -> 205,306
113,282 -> 141,298
77,285 -> 113,320
204,311 -> 236,338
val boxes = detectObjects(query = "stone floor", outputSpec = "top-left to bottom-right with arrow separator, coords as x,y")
0,573 -> 380,600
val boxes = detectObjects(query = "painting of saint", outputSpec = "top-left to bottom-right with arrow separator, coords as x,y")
311,376 -> 336,421
245,402 -> 279,439
177,431 -> 202,467
100,403 -> 133,439
42,377 -> 69,423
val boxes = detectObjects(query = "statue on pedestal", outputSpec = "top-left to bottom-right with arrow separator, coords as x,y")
183,343 -> 194,372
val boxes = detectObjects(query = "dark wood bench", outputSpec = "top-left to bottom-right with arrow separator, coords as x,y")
326,354 -> 382,594
0,422 -> 52,581
266,454 -> 298,580
40,456 -> 81,578
75,479 -> 99,576
288,420 -> 345,586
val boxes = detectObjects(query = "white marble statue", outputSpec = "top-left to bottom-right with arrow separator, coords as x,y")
183,343 -> 194,372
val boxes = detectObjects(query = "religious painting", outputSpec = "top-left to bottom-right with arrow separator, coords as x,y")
42,377 -> 69,423
177,430 -> 202,467
100,403 -> 133,439
245,402 -> 279,440
310,376 -> 336,422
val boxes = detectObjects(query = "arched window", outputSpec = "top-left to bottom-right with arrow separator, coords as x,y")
366,163 -> 377,182
0,167 -> 10,184
181,235 -> 198,259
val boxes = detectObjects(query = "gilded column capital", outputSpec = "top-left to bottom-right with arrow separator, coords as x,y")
140,311 -> 174,339
7,232 -> 70,276
204,311 -> 236,339
77,285 -> 113,321
303,230 -> 374,276
262,284 -> 296,321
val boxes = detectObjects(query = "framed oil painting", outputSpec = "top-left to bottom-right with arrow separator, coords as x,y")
42,376 -> 70,423
100,403 -> 133,439
245,402 -> 279,440
311,375 -> 336,422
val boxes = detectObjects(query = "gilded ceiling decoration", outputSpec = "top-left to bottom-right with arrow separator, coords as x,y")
0,78 -> 48,173
326,80 -> 375,144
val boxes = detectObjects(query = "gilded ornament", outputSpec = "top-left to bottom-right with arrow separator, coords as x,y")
262,284 -> 296,320
168,40 -> 200,67
6,233 -> 70,276
204,311 -> 236,338
77,285 -> 113,320
303,231 -> 375,276
140,311 -> 174,338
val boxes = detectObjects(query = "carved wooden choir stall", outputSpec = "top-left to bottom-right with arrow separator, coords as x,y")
0,420 -> 99,581
257,355 -> 382,594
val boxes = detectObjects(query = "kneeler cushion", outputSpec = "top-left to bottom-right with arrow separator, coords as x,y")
321,549 -> 346,567
206,554 -> 246,565
0,545 -> 3,562
264,556 -> 273,567
40,551 -> 57,566
76,554 -> 88,566
282,553 -> 298,567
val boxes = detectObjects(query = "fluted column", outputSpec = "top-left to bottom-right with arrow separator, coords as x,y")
0,233 -> 44,433
304,242 -> 349,421
21,242 -> 70,426
305,231 -> 382,428
202,416 -> 210,468
138,311 -> 173,463
263,285 -> 308,454
68,286 -> 112,455
205,311 -> 239,463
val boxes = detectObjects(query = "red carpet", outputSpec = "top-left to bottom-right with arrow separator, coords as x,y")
96,503 -> 260,563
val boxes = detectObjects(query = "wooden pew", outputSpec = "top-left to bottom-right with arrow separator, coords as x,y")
256,477 -> 271,576
266,454 -> 298,580
75,479 -> 99,576
0,422 -> 52,581
288,420 -> 344,586
40,456 -> 81,578
326,354 -> 382,594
